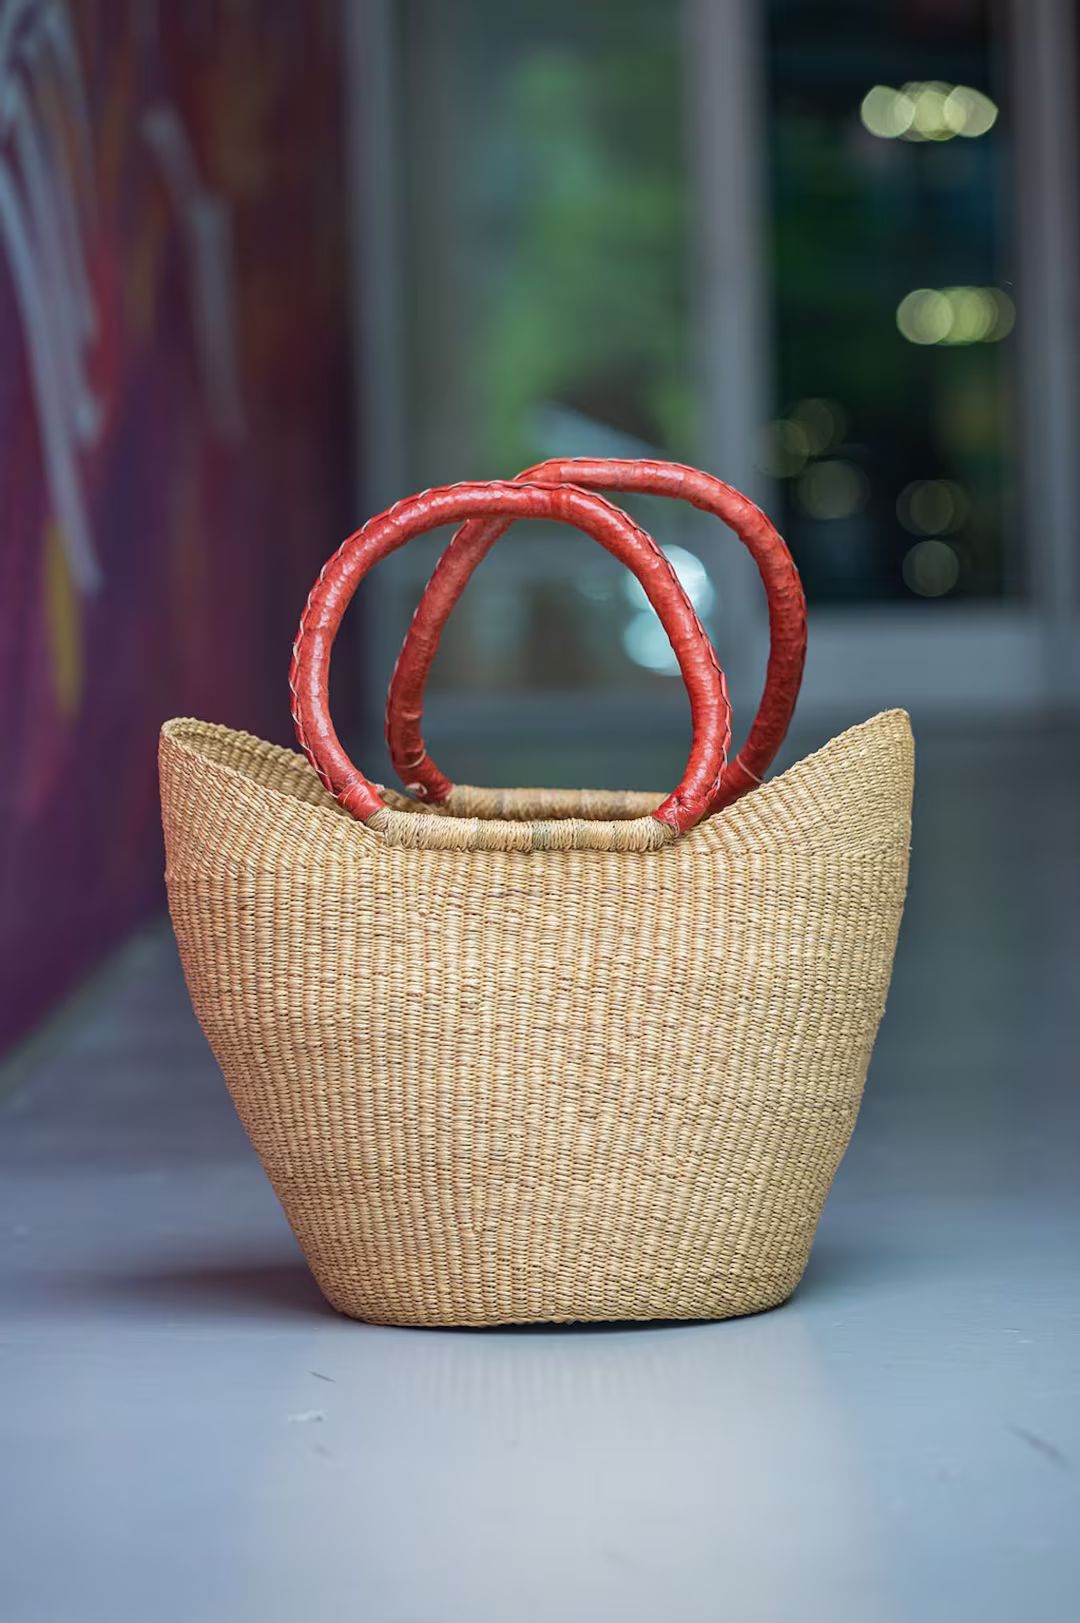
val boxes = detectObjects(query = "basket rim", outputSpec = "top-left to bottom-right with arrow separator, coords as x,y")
160,708 -> 913,858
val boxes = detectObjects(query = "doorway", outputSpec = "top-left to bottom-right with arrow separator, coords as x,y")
348,0 -> 1079,792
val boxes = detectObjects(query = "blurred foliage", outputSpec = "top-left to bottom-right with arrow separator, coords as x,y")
402,0 -> 1014,604
460,22 -> 693,471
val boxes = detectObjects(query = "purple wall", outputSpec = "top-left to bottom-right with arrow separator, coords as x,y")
0,2 -> 353,1052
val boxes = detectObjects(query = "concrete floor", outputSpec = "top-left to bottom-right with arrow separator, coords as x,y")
1,722 -> 1078,1623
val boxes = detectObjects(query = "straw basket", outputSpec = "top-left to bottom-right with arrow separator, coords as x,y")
160,465 -> 913,1326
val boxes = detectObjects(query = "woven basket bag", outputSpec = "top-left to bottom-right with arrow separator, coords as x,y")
160,465 -> 913,1327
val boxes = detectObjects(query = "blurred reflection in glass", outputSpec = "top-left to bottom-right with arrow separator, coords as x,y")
765,0 -> 1015,603
380,0 -> 1022,729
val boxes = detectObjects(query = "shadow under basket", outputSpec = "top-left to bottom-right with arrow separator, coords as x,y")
159,708 -> 913,1328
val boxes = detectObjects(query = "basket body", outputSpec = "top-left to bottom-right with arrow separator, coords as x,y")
160,710 -> 913,1326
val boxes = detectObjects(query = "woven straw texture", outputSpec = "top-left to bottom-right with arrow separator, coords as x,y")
159,707 -> 913,1327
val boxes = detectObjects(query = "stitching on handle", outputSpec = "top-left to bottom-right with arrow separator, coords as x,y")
292,479 -> 732,838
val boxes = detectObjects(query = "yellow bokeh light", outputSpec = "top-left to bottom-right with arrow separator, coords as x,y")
903,539 -> 960,597
943,286 -> 995,344
908,81 -> 952,141
792,397 -> 847,455
756,419 -> 811,478
897,480 -> 970,536
861,80 -> 997,143
987,289 -> 1016,341
944,85 -> 998,137
897,287 -> 1014,346
897,288 -> 953,344
796,460 -> 869,521
861,85 -> 915,139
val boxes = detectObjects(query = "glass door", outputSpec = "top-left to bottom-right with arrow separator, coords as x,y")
350,0 -> 767,791
348,0 -> 1079,791
749,0 -> 1078,717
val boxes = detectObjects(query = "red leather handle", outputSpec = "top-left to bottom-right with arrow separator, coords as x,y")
291,480 -> 732,835
387,458 -> 806,810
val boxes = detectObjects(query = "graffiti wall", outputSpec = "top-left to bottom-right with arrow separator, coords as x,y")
0,1 -> 353,1051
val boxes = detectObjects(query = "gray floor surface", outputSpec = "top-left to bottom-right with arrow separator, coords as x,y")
2,723 -> 1079,1623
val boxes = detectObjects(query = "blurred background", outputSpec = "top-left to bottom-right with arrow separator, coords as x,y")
2,7 -> 1079,1616
365,0 -> 1078,773
0,0 -> 1071,1032
2,0 -> 1079,1050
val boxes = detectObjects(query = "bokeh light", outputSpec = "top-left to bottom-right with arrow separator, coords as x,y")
622,612 -> 678,674
792,397 -> 848,455
946,286 -> 995,342
897,480 -> 970,536
944,84 -> 998,137
910,81 -> 952,141
622,545 -> 715,618
986,288 -> 1015,340
796,460 -> 870,521
860,85 -> 915,139
902,538 -> 961,596
896,288 -> 953,344
861,81 -> 997,142
896,286 -> 1015,345
622,545 -> 715,672
755,418 -> 811,478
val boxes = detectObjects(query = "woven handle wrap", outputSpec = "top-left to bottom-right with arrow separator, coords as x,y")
291,480 -> 732,835
387,458 -> 806,810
